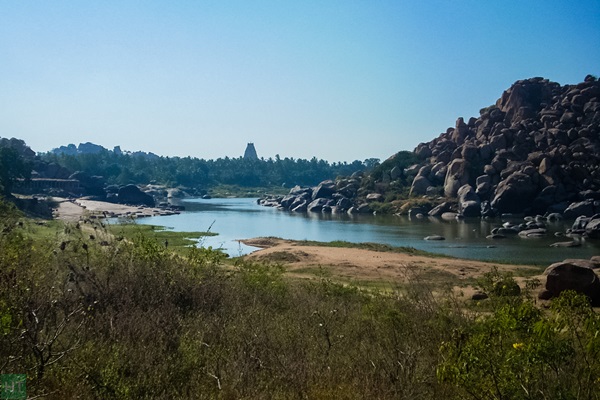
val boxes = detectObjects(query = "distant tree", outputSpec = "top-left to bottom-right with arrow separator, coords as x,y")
363,158 -> 381,170
0,144 -> 32,195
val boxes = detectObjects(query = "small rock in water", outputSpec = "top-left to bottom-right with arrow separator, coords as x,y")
549,241 -> 581,248
424,235 -> 445,241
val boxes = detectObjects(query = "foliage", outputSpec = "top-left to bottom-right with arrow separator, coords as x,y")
1,215 -> 599,399
364,151 -> 417,185
107,222 -> 217,255
438,277 -> 600,400
40,150 -> 368,189
0,144 -> 33,195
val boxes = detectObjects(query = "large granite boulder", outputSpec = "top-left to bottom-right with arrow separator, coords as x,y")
366,193 -> 383,202
457,184 -> 481,217
335,196 -> 352,212
491,172 -> 537,214
117,184 -> 155,207
307,198 -> 329,212
543,259 -> 600,305
312,180 -> 336,200
409,175 -> 431,196
563,200 -> 596,219
428,201 -> 452,217
69,171 -> 106,196
585,214 -> 600,239
444,159 -> 470,198
496,78 -> 558,125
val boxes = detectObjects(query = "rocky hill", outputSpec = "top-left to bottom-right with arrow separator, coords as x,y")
405,74 -> 600,218
260,75 -> 600,221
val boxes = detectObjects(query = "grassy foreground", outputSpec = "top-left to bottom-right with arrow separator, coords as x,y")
107,222 -> 217,256
1,202 -> 600,399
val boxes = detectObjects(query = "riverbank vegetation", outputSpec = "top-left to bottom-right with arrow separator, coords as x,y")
107,223 -> 218,256
1,202 -> 599,399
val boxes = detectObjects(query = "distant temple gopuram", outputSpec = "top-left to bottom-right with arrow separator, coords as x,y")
243,143 -> 258,160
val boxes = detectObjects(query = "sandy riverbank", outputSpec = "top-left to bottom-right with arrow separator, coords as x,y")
52,197 -> 180,222
242,237 -> 543,296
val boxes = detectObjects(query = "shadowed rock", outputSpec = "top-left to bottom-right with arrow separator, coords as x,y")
543,259 -> 600,305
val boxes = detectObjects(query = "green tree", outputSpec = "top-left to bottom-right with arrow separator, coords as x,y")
0,146 -> 32,195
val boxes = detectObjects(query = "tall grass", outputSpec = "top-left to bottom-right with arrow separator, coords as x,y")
1,207 -> 599,399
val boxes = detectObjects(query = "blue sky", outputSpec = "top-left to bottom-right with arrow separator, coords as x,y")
1,1 -> 599,162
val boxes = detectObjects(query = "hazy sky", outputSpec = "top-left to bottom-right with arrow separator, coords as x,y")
1,1 -> 599,162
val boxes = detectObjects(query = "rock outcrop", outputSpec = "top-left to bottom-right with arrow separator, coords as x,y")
117,184 -> 155,207
541,258 -> 600,305
409,75 -> 600,218
259,176 -> 369,215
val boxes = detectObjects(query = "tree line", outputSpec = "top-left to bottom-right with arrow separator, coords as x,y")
40,149 -> 375,188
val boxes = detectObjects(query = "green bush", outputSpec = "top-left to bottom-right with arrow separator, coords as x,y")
1,213 -> 599,399
438,290 -> 600,399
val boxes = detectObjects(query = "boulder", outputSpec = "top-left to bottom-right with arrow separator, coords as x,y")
518,228 -> 547,237
497,80 -> 557,125
424,235 -> 445,240
444,159 -> 470,197
461,201 -> 481,217
290,196 -> 309,211
334,196 -> 352,211
480,201 -> 496,218
571,215 -> 591,232
544,260 -> 600,305
415,143 -> 432,159
390,166 -> 402,180
280,195 -> 297,210
117,184 -> 155,207
461,144 -> 478,161
584,214 -> 600,239
70,171 -> 106,196
441,212 -> 458,220
426,186 -> 442,197
291,201 -> 308,212
312,180 -> 336,200
563,200 -> 595,219
457,184 -> 479,203
366,193 -> 383,202
430,162 -> 447,183
289,185 -> 312,197
307,198 -> 328,212
356,203 -> 371,214
491,172 -> 537,214
409,175 -> 431,196
476,182 -> 491,198
428,202 -> 452,217
549,240 -> 581,247
408,207 -> 426,219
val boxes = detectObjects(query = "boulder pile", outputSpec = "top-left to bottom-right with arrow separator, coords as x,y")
408,75 -> 600,218
259,175 -> 376,214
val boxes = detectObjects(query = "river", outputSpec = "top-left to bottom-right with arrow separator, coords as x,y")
132,197 -> 600,264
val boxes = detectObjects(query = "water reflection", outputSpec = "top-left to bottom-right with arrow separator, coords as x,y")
134,197 -> 600,264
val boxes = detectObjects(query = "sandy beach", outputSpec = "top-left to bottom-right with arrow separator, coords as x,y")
52,197 -> 180,221
242,237 -> 543,296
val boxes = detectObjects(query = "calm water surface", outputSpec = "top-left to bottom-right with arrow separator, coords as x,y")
134,197 -> 600,264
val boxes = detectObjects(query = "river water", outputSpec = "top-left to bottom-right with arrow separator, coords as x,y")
133,197 -> 600,265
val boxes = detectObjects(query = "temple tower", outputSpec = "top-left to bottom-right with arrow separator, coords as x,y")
243,143 -> 258,160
